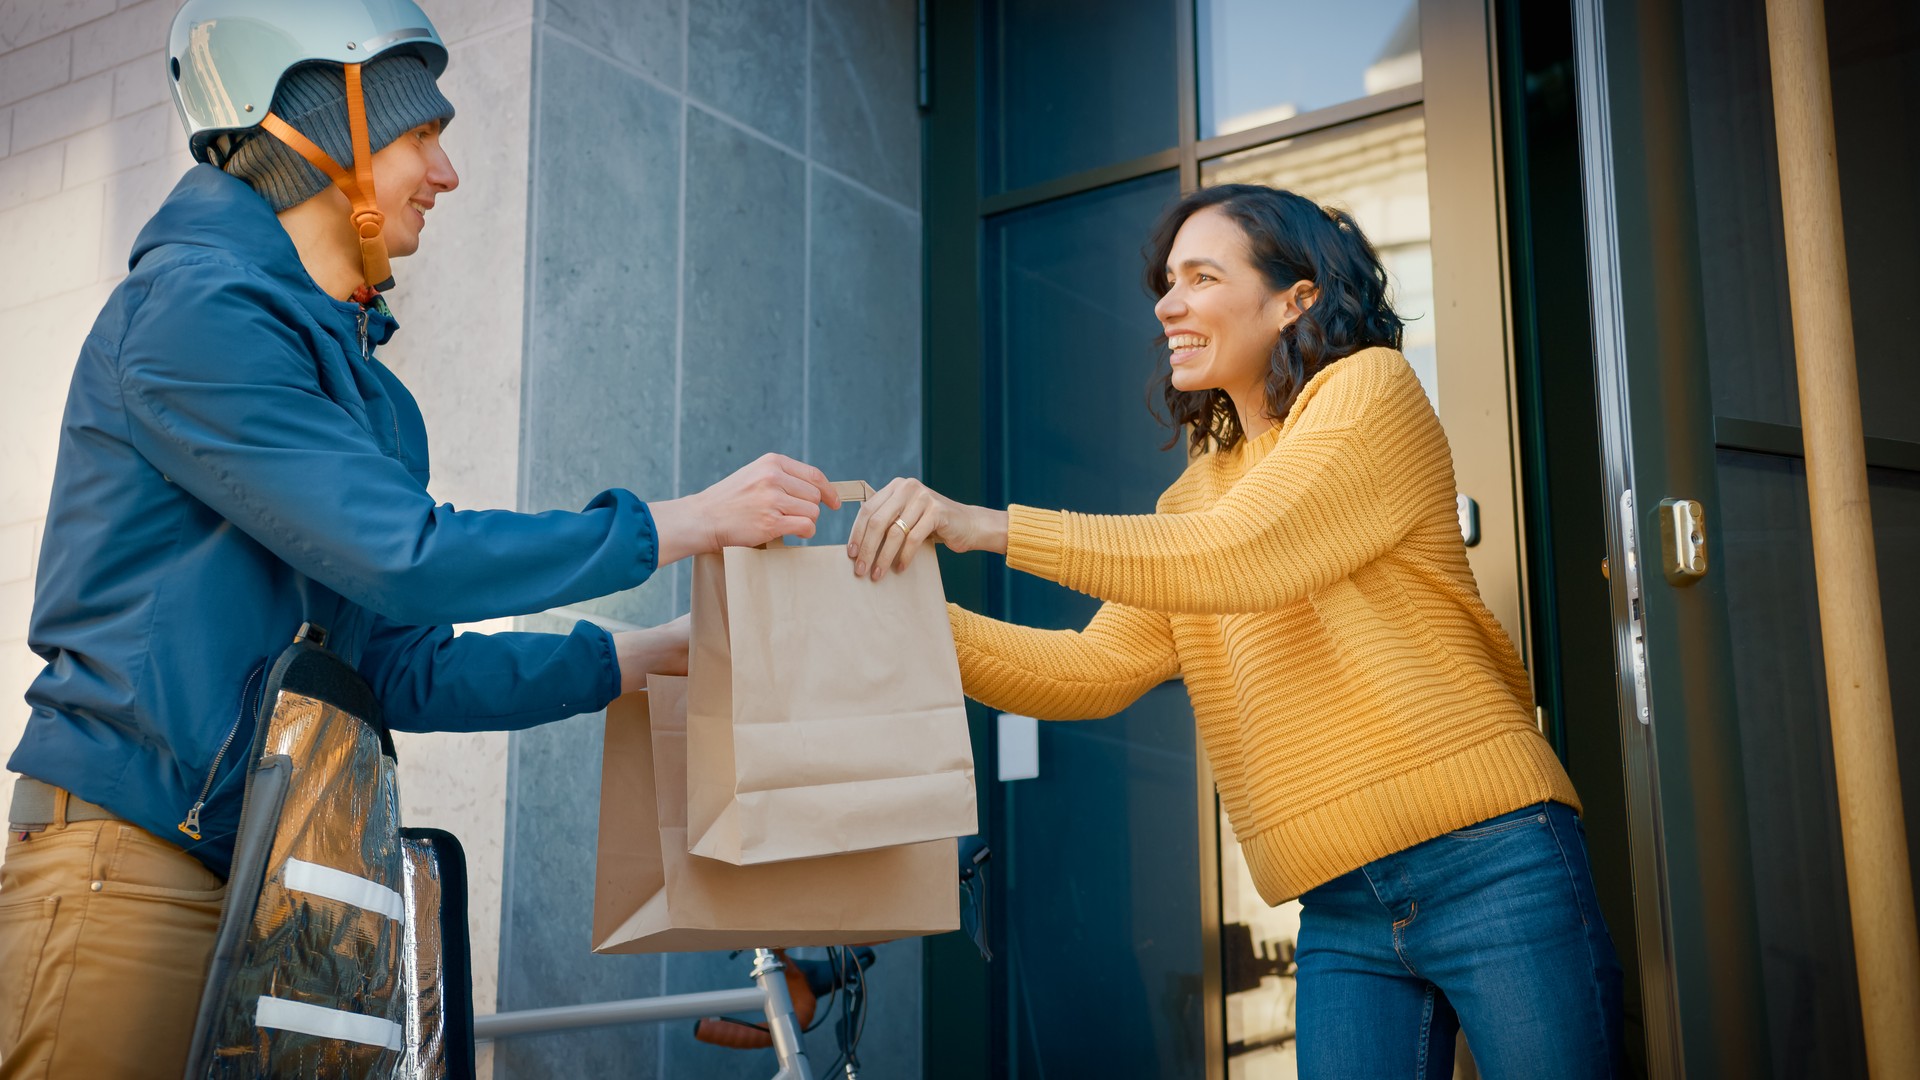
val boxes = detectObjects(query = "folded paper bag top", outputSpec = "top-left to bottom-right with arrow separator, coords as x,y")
685,479 -> 979,865
591,676 -> 958,954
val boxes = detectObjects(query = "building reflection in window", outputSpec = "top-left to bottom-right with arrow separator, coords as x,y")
1202,111 -> 1438,411
1200,108 -> 1440,1079
1198,0 -> 1422,137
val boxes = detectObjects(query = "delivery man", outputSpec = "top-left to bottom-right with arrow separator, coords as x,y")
0,2 -> 840,1076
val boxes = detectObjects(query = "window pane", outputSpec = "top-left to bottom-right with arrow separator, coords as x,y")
1221,809 -> 1300,1076
986,0 -> 1178,193
985,171 -> 1205,1078
1201,111 -> 1438,407
1832,0 -> 1920,443
1686,0 -> 1920,442
1198,0 -> 1421,138
1715,449 -> 1879,1076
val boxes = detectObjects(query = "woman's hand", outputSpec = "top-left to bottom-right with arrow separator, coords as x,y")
848,477 -> 1008,581
615,614 -> 690,694
651,453 -> 841,565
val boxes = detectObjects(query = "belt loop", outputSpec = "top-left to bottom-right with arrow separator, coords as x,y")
52,787 -> 69,830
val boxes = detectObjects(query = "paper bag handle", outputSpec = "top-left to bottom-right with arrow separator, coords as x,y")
755,479 -> 872,549
830,479 -> 873,503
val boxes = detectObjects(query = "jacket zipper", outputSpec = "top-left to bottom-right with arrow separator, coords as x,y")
178,661 -> 264,841
356,306 -> 403,450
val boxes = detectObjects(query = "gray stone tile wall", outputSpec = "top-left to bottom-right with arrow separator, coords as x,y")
811,0 -> 921,210
678,108 -> 807,499
807,168 -> 922,544
499,1 -> 924,1076
688,0 -> 807,151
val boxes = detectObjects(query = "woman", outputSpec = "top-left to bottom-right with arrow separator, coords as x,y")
0,2 -> 836,1076
849,184 -> 1622,1078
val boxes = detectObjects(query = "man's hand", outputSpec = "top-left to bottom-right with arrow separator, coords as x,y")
847,477 -> 1008,581
615,614 -> 690,694
651,453 -> 841,566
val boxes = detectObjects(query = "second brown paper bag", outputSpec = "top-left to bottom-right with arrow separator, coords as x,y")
592,675 -> 958,953
686,514 -> 978,865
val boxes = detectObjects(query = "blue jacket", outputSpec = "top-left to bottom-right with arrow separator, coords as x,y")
14,165 -> 659,877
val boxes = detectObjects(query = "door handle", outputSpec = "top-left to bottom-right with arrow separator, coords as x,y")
1457,494 -> 1481,547
1656,497 -> 1708,585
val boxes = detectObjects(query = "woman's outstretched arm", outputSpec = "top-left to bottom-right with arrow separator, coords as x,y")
950,600 -> 1179,721
853,351 -> 1444,615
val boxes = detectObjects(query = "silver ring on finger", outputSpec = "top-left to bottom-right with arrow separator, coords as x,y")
892,518 -> 911,535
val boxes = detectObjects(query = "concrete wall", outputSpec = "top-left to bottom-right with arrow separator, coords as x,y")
374,6 -> 539,1077
494,0 -> 926,1076
1,0 -> 923,1077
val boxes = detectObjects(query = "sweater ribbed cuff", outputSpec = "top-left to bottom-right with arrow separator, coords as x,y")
1005,505 -> 1065,583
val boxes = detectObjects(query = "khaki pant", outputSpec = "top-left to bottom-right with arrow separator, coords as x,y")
0,791 -> 224,1079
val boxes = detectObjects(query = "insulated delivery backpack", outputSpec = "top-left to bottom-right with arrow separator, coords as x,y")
184,626 -> 476,1079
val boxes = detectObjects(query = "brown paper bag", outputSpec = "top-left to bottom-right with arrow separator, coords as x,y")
592,675 -> 958,954
685,483 -> 977,865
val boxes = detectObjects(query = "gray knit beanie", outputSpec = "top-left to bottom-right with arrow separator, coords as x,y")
224,54 -> 456,213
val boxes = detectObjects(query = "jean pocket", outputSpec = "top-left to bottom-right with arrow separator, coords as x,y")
101,826 -> 226,904
0,891 -> 59,1049
1443,807 -> 1549,841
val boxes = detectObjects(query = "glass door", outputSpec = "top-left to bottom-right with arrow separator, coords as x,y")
922,3 -> 1534,1076
1200,108 -> 1440,1078
1192,2 -> 1522,1074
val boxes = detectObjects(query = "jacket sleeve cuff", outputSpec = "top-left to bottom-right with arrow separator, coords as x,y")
632,495 -> 660,579
1005,504 -> 1066,583
587,620 -> 623,709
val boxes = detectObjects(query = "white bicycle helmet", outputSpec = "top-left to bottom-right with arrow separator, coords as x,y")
167,0 -> 451,295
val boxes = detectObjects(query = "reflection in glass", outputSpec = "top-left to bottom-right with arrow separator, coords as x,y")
1197,0 -> 1421,138
1202,111 -> 1438,408
1201,112 -> 1436,1077
987,0 -> 1178,193
1220,809 -> 1300,1078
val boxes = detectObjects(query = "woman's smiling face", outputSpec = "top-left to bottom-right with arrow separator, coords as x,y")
1152,206 -> 1312,412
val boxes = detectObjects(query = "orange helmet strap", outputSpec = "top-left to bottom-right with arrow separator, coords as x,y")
257,62 -> 394,297
340,64 -> 392,292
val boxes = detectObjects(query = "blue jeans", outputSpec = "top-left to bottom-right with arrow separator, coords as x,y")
1294,801 -> 1623,1080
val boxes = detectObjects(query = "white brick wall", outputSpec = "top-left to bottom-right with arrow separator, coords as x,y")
0,1 -> 192,812
0,5 -> 536,1074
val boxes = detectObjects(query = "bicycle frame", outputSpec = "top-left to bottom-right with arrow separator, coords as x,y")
472,947 -> 811,1079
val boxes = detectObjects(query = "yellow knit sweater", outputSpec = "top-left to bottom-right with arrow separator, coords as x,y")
950,347 -> 1579,905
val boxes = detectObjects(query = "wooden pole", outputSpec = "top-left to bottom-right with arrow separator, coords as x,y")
1763,0 -> 1920,1071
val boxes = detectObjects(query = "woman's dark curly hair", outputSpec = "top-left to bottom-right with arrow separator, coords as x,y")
1146,184 -> 1404,453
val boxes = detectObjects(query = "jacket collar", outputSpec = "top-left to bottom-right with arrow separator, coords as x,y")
131,165 -> 398,347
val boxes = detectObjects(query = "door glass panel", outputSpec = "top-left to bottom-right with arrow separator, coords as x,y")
1201,111 -> 1438,409
1220,808 -> 1300,1077
1715,454 -> 1920,1071
1687,2 -> 1920,1068
985,171 -> 1205,1078
1684,0 -> 1802,431
1831,0 -> 1920,443
1869,465 -> 1920,916
1197,0 -> 1421,138
1199,111 -> 1437,1072
1686,0 -> 1920,442
986,0 -> 1178,193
